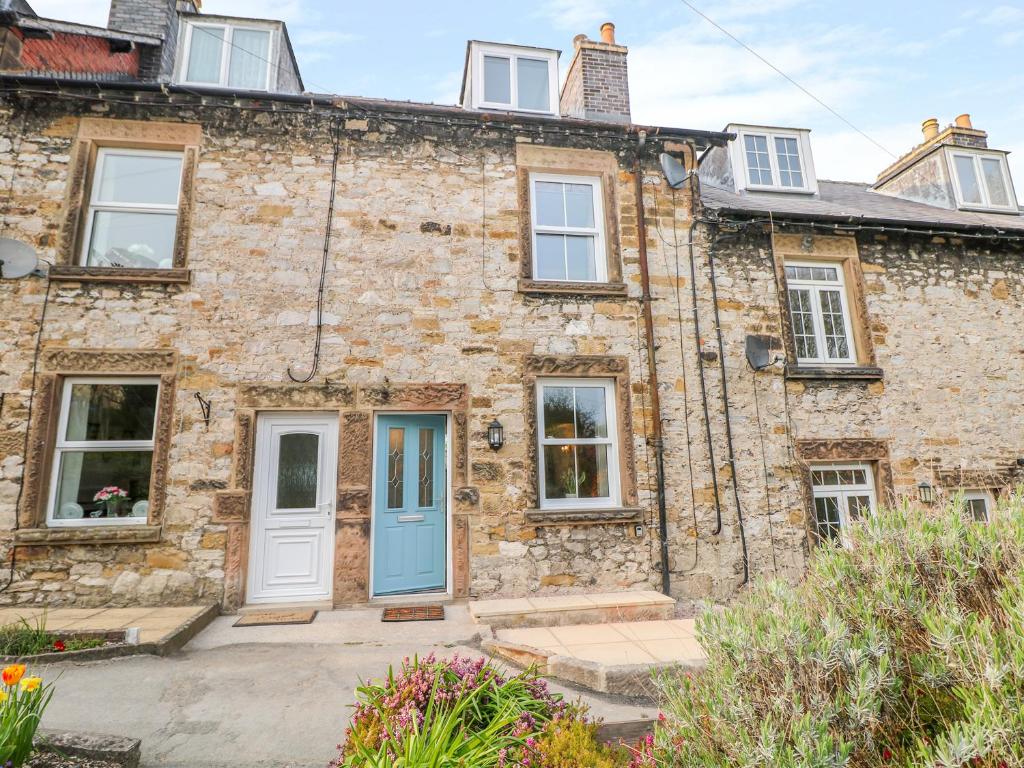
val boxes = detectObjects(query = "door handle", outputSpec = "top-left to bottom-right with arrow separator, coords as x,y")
397,514 -> 425,523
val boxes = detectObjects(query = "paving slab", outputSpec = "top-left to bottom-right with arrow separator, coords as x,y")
468,590 -> 675,628
490,619 -> 706,695
34,604 -> 656,768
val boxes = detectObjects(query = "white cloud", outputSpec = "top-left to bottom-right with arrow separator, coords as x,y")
538,0 -> 612,31
29,0 -> 107,26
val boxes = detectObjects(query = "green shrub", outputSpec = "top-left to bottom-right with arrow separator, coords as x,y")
656,491 -> 1024,768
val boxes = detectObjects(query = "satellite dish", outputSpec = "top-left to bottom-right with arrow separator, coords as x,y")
659,152 -> 689,189
0,238 -> 39,279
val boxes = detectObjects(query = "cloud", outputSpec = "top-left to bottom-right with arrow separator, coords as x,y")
967,4 -> 1024,45
537,0 -> 612,31
29,0 -> 107,26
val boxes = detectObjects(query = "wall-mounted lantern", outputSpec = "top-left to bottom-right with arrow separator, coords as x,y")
917,481 -> 935,505
487,419 -> 504,451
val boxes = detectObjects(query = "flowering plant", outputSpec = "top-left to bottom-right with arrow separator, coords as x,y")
92,486 -> 128,504
0,664 -> 54,767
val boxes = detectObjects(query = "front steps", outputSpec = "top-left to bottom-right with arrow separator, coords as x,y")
470,591 -> 702,696
468,590 -> 675,630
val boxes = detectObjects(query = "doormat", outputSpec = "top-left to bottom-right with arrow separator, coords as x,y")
233,609 -> 318,627
381,605 -> 445,622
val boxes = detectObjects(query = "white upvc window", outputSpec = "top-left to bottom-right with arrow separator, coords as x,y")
470,43 -> 558,114
47,377 -> 160,527
536,378 -> 620,510
784,260 -> 856,366
81,148 -> 184,269
731,128 -> 816,193
181,21 -> 273,90
530,173 -> 606,283
810,463 -> 877,546
962,489 -> 995,522
948,150 -> 1017,212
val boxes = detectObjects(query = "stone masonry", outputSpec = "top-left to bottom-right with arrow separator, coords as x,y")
1,87 -> 1023,610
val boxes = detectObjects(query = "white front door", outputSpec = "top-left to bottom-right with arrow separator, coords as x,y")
247,413 -> 338,604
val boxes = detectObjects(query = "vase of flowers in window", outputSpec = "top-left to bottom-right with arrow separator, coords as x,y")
559,469 -> 585,499
93,486 -> 129,518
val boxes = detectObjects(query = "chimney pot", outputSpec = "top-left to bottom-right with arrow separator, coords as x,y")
600,22 -> 615,45
573,33 -> 587,48
921,118 -> 940,142
955,113 -> 972,129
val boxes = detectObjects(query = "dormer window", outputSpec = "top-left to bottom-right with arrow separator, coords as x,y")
464,42 -> 559,115
181,21 -> 272,90
728,125 -> 818,194
949,150 -> 1016,211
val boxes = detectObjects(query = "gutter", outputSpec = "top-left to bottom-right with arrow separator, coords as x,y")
0,74 -> 733,146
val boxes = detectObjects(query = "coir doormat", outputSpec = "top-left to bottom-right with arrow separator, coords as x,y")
233,609 -> 318,627
381,605 -> 445,622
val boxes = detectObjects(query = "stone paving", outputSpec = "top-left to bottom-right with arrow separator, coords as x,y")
0,606 -> 212,645
497,618 -> 705,665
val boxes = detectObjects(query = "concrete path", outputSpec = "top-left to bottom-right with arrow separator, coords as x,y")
0,605 -> 211,645
34,605 -> 659,768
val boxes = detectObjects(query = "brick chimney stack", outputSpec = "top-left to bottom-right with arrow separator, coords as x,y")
559,22 -> 631,124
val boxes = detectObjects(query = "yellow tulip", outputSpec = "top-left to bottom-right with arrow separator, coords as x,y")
1,665 -> 25,687
0,690 -> 8,703
19,677 -> 41,693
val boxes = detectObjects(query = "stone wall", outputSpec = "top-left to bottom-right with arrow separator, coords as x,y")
1,89 -> 1022,610
0,93 -> 666,607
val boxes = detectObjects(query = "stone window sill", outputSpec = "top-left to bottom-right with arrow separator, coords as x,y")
14,525 -> 162,546
49,266 -> 191,285
518,278 -> 629,298
785,364 -> 884,382
524,507 -> 643,526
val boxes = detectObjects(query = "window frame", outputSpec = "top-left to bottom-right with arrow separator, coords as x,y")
529,172 -> 607,284
962,489 -> 995,523
784,259 -> 857,366
46,376 -> 161,528
79,147 -> 185,269
947,149 -> 1018,212
471,43 -> 559,115
732,128 -> 817,193
810,461 -> 877,547
179,20 -> 274,91
535,377 -> 621,511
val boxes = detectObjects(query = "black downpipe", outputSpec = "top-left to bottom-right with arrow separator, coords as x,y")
704,233 -> 750,585
686,220 -> 724,535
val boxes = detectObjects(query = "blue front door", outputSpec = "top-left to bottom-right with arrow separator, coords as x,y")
373,414 -> 447,595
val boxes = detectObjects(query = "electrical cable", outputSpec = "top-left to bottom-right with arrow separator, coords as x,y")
701,202 -> 750,585
676,0 -> 896,160
751,366 -> 779,575
685,172 -> 724,536
649,177 -> 700,572
286,113 -> 341,382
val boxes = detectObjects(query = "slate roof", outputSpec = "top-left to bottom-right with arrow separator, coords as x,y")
701,179 -> 1024,235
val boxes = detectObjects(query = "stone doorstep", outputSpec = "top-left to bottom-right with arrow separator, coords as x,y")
468,590 -> 675,629
35,728 -> 141,768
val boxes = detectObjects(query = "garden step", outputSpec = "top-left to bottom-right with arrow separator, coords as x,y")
484,618 -> 705,696
468,590 -> 674,629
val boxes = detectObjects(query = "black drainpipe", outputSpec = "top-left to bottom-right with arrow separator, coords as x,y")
633,132 -> 670,596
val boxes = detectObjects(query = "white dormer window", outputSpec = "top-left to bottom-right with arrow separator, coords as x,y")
466,42 -> 558,114
728,126 -> 818,194
948,150 -> 1016,212
180,21 -> 273,91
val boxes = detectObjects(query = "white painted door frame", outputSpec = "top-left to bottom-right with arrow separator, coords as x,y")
247,412 -> 338,605
368,411 -> 453,599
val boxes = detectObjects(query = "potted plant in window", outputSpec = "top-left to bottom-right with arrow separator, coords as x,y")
93,486 -> 129,518
559,469 -> 585,499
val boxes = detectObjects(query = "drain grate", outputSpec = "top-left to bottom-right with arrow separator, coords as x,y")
381,604 -> 445,622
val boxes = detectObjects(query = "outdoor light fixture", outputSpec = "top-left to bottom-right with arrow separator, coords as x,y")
917,481 -> 935,505
487,419 -> 504,451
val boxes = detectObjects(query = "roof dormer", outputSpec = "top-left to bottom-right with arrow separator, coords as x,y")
460,41 -> 560,115
725,124 -> 818,195
874,114 -> 1019,214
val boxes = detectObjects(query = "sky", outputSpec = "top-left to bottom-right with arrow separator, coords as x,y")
29,0 -> 1024,186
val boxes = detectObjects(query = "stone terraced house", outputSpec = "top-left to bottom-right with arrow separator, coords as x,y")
0,0 -> 1022,611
